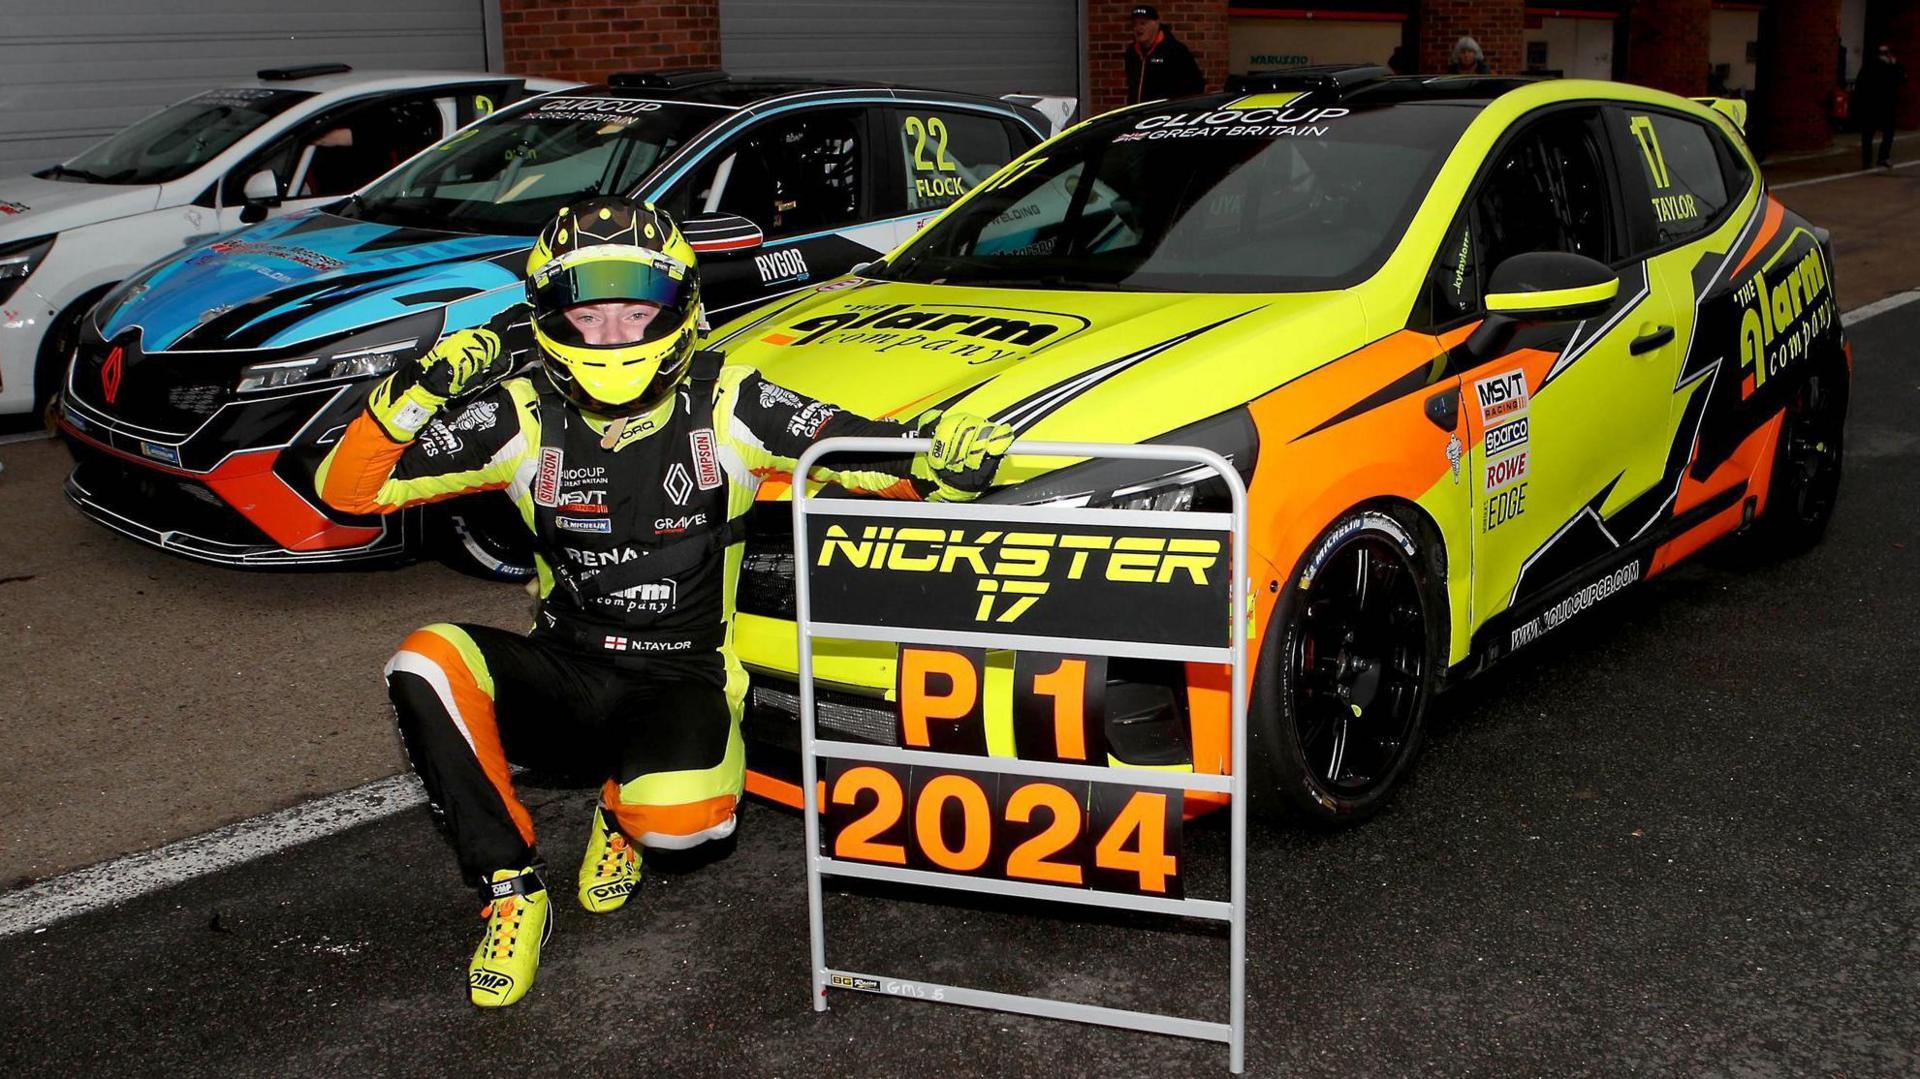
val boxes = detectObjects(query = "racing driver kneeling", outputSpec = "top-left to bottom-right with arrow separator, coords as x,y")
314,196 -> 1011,1007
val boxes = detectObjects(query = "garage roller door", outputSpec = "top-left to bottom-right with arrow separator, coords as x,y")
721,0 -> 1081,101
0,0 -> 495,177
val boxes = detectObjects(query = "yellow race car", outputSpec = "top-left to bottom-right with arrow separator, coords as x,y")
716,69 -> 1847,824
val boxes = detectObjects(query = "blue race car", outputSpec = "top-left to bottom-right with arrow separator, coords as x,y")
59,69 -> 1059,575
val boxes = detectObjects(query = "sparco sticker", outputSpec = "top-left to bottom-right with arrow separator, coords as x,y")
535,447 -> 563,507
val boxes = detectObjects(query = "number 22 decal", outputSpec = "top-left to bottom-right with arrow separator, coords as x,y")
903,115 -> 954,172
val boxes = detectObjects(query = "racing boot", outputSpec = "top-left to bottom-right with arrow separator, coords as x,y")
577,805 -> 640,914
467,867 -> 551,1008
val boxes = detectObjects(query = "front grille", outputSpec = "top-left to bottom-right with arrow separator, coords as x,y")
745,677 -> 894,753
66,444 -> 274,546
739,503 -> 796,618
166,383 -> 228,416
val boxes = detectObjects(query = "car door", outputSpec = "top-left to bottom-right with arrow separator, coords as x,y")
1432,105 -> 1688,636
662,105 -> 881,320
212,88 -> 492,231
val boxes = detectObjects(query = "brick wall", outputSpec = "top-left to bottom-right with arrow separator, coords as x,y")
1086,1 -> 1231,116
1623,0 -> 1710,97
499,0 -> 720,84
1416,0 -> 1524,76
1758,0 -> 1841,153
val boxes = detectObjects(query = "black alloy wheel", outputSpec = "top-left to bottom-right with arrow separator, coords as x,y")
1253,507 -> 1444,825
1749,357 -> 1848,556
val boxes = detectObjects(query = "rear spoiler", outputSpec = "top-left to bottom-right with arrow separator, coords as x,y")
1693,97 -> 1748,135
1000,94 -> 1079,137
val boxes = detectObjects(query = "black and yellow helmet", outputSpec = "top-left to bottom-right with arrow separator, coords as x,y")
525,196 -> 701,417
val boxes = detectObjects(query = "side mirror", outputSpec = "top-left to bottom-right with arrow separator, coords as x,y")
682,212 -> 764,255
238,169 -> 280,223
1467,251 -> 1619,357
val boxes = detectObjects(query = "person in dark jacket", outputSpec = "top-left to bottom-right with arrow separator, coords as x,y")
1124,5 -> 1205,104
1855,43 -> 1906,169
1449,36 -> 1491,75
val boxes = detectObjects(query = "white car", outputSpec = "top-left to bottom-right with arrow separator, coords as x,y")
0,64 -> 572,419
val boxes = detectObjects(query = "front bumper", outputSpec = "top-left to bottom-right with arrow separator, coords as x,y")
58,390 -> 407,567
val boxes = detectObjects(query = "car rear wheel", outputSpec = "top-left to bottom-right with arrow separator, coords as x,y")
429,494 -> 536,582
1746,357 -> 1847,558
1252,506 -> 1446,826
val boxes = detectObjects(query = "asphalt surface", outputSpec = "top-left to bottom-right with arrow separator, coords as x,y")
0,301 -> 1913,1078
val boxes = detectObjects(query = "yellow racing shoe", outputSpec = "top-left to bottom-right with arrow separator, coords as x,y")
578,805 -> 640,914
467,867 -> 551,1008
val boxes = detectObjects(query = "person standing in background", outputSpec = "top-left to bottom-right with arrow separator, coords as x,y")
1855,43 -> 1906,169
1449,36 -> 1491,75
1124,5 -> 1205,104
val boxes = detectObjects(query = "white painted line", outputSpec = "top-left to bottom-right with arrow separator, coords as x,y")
0,430 -> 54,446
1773,159 -> 1920,190
0,773 -> 425,938
1842,289 -> 1920,327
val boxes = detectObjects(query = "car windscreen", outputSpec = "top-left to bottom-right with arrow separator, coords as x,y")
880,100 -> 1478,293
42,88 -> 314,185
340,95 -> 723,236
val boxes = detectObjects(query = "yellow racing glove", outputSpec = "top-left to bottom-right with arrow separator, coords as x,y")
368,328 -> 508,441
913,410 -> 1015,501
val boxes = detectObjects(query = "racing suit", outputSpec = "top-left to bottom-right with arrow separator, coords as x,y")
315,313 -> 919,882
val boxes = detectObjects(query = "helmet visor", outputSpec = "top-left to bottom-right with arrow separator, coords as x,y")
529,252 -> 695,349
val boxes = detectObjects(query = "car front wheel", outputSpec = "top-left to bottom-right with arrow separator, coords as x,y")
1252,505 -> 1446,826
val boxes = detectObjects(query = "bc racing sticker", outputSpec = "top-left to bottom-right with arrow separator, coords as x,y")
1736,245 -> 1834,397
829,973 -> 883,993
534,447 -> 563,507
759,302 -> 1093,364
1473,369 -> 1530,424
690,428 -> 722,489
0,200 -> 28,215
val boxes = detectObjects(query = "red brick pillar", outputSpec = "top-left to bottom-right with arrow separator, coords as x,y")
1416,0 -> 1524,76
1875,0 -> 1920,129
1757,0 -> 1842,153
1623,0 -> 1710,97
1086,1 -> 1230,116
499,0 -> 721,85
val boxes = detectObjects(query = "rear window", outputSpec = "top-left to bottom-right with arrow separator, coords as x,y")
1617,109 -> 1732,246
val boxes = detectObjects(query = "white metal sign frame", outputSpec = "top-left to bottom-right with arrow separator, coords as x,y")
791,436 -> 1250,1073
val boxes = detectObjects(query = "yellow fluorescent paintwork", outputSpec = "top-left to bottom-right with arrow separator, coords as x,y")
707,77 -> 1765,679
1485,280 -> 1619,313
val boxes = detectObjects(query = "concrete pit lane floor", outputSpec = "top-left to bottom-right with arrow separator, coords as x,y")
3,176 -> 1919,1074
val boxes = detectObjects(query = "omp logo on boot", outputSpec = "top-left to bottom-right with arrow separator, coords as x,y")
816,524 -> 1220,624
1735,244 -> 1833,396
588,880 -> 635,902
760,303 -> 1091,362
469,970 -> 514,997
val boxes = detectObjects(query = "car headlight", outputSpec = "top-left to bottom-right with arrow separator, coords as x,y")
0,235 -> 54,305
980,407 -> 1260,511
234,310 -> 444,394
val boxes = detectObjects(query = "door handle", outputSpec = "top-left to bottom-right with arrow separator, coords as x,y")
1630,324 -> 1675,355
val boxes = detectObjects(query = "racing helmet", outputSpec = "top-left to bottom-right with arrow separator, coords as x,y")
525,196 -> 701,417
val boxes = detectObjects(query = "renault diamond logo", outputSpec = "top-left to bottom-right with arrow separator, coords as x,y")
101,346 -> 125,405
663,462 -> 693,505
